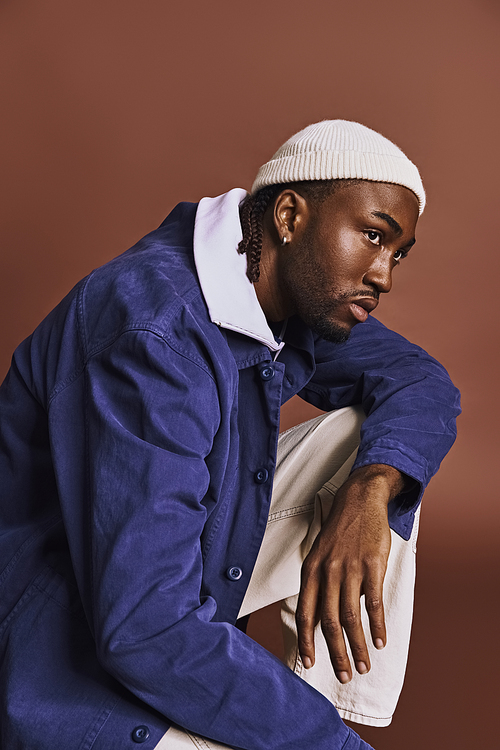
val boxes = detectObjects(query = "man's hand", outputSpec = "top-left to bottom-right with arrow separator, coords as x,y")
296,464 -> 406,684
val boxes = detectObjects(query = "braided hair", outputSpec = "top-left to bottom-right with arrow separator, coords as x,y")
237,185 -> 280,283
237,179 -> 361,282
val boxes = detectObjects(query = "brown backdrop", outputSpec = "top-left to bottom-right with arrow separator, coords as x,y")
1,1 -> 498,747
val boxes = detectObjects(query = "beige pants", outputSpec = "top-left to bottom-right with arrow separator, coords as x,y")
156,407 -> 420,749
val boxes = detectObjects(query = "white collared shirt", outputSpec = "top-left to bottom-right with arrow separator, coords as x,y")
193,188 -> 284,356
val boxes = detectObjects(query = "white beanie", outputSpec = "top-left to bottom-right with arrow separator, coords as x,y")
251,120 -> 425,214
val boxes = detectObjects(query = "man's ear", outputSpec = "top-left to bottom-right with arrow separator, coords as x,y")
272,190 -> 310,245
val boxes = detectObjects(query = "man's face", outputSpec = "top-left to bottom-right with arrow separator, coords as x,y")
279,181 -> 419,343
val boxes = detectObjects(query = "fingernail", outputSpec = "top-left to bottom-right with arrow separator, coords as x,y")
338,671 -> 351,684
302,656 -> 312,669
356,661 -> 368,674
374,638 -> 385,650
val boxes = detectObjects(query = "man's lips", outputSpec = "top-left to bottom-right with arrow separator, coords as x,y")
348,296 -> 379,323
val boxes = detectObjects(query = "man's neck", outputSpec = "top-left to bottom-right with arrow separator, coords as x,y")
253,235 -> 291,323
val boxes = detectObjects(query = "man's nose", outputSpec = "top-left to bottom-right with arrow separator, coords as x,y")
363,255 -> 393,294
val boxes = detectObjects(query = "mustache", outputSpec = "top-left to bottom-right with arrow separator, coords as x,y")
337,289 -> 380,302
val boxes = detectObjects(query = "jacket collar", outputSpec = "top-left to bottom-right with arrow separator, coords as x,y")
193,188 -> 284,354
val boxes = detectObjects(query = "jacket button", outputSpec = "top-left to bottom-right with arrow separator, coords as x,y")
226,566 -> 243,581
260,366 -> 275,381
131,725 -> 150,743
254,468 -> 269,484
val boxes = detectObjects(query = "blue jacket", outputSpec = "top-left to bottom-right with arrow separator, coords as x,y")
0,193 -> 460,750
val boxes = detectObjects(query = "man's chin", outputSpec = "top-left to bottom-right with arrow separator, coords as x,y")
310,319 -> 352,344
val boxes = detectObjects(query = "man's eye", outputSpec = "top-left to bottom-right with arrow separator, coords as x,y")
366,230 -> 381,244
393,249 -> 406,261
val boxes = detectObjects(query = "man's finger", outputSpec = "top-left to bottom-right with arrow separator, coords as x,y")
296,567 -> 321,669
340,579 -> 371,675
363,569 -> 387,650
320,587 -> 352,684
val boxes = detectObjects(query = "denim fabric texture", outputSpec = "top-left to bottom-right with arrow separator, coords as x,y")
0,197 -> 460,749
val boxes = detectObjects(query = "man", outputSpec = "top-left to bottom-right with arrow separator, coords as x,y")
0,120 -> 460,750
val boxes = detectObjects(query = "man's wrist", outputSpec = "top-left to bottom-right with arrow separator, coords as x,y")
349,464 -> 407,505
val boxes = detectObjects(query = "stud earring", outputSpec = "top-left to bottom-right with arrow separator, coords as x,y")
281,236 -> 288,246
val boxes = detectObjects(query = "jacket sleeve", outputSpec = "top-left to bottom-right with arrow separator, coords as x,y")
299,316 -> 461,521
55,328 -> 372,750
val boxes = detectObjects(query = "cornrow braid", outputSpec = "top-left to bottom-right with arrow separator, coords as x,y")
237,185 -> 279,282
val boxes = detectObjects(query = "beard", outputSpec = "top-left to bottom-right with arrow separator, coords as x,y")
293,290 -> 354,344
302,309 -> 352,344
279,232 -> 371,344
282,248 -> 352,344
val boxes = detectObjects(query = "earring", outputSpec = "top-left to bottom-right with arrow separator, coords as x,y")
281,236 -> 288,246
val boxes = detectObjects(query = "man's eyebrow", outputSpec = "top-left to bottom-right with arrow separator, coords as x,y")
371,211 -> 403,237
